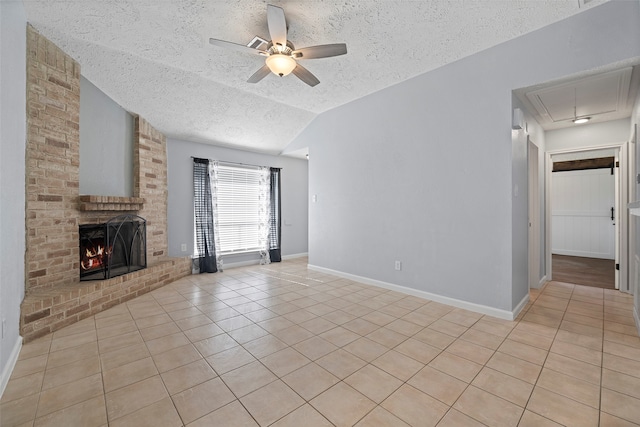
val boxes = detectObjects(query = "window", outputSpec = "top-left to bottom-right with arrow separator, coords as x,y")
193,159 -> 280,269
215,164 -> 266,254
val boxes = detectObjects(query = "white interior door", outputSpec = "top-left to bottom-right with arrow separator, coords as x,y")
551,168 -> 615,260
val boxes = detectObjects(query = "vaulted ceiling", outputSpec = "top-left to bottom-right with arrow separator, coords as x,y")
23,0 -> 609,155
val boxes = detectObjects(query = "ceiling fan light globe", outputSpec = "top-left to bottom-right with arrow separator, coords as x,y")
266,54 -> 296,77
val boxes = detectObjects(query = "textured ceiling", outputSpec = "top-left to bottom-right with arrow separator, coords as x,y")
23,0 -> 607,155
517,65 -> 640,131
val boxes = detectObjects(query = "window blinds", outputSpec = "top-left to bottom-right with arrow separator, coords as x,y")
216,165 -> 263,254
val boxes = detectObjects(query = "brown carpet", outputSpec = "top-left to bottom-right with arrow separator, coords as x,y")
552,254 -> 615,289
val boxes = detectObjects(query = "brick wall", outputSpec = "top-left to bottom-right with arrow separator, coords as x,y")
25,25 -> 182,291
25,24 -> 82,290
134,117 -> 168,263
21,26 -> 191,341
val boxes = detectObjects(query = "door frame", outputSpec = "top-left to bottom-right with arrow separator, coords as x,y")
615,150 -> 621,289
545,141 -> 631,292
528,138 -> 541,289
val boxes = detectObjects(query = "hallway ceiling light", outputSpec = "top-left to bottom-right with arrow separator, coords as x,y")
571,87 -> 590,124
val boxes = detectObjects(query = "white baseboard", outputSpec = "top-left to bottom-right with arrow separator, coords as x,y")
221,252 -> 309,270
0,335 -> 23,399
552,250 -> 614,260
282,252 -> 308,260
308,264 -> 520,321
533,275 -> 547,289
512,293 -> 530,320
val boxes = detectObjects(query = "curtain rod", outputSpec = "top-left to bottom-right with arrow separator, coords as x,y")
191,156 -> 281,170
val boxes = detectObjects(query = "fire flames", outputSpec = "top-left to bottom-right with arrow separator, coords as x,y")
80,244 -> 112,271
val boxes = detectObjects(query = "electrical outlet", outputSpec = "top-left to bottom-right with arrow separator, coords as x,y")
395,261 -> 402,271
181,244 -> 187,252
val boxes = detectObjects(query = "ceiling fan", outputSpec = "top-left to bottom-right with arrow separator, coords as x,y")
209,4 -> 347,87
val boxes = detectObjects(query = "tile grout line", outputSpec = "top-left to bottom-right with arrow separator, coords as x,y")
517,282 -> 576,426
6,262 -> 639,427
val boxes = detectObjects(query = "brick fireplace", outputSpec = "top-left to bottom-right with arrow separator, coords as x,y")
79,215 -> 147,281
20,26 -> 191,342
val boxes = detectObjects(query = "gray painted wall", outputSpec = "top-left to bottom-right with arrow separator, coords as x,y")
167,138 -> 308,265
286,1 -> 640,313
0,0 -> 26,393
79,76 -> 133,197
546,118 -> 631,152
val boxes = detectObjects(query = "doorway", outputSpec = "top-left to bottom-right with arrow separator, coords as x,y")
546,145 -> 629,291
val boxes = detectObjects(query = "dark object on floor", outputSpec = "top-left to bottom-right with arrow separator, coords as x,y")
552,254 -> 615,289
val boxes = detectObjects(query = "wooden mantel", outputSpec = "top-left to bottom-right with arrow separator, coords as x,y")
79,195 -> 145,211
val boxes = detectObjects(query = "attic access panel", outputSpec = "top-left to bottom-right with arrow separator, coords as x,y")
526,67 -> 632,124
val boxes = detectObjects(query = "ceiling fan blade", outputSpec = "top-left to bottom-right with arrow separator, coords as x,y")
292,43 -> 347,59
209,38 -> 267,56
247,65 -> 271,83
267,4 -> 287,48
292,64 -> 320,87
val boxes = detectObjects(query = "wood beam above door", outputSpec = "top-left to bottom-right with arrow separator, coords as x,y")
553,157 -> 614,172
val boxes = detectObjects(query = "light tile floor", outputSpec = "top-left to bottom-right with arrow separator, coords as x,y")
2,258 -> 640,426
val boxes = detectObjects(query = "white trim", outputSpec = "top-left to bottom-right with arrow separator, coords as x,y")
536,275 -> 548,289
512,293 -> 530,320
282,252 -> 308,260
308,264 -> 521,321
634,305 -> 640,337
546,142 -> 628,156
545,152 -> 553,282
0,335 -> 23,399
220,252 -> 308,269
551,249 -> 614,260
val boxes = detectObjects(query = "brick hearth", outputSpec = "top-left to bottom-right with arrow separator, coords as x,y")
20,258 -> 190,341
21,25 -> 190,342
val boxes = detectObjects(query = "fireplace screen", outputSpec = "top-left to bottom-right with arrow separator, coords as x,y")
79,215 -> 147,281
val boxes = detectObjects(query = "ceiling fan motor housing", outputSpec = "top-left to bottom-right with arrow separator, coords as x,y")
267,41 -> 295,56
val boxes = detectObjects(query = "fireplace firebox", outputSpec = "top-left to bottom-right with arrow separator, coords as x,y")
79,215 -> 147,281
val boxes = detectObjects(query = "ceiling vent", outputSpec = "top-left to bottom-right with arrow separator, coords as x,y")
247,36 -> 269,50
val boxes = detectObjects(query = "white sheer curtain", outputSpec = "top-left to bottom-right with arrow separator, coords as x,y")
258,166 -> 271,265
208,160 -> 224,272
